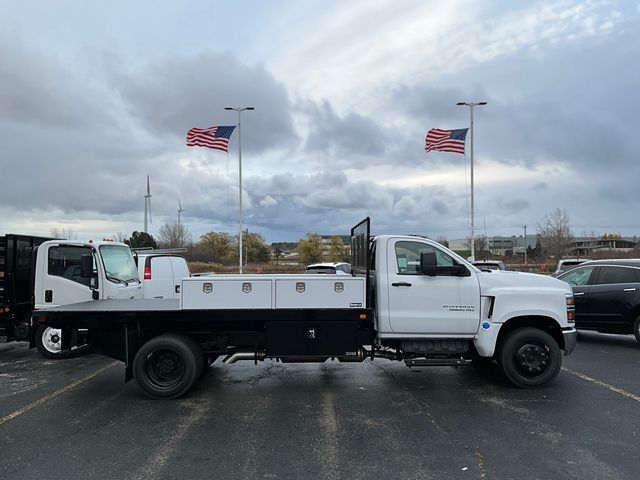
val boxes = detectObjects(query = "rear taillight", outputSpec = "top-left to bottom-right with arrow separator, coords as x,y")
144,266 -> 151,280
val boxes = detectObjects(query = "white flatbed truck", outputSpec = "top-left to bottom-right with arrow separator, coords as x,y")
33,219 -> 577,398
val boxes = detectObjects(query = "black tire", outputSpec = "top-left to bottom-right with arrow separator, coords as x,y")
133,334 -> 203,399
499,328 -> 562,388
633,316 -> 640,344
35,326 -> 71,359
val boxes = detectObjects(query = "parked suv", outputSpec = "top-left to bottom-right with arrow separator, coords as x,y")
471,260 -> 509,271
557,259 -> 640,343
304,262 -> 352,275
552,258 -> 589,277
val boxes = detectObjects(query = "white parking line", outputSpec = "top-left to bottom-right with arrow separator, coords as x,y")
0,361 -> 119,426
562,367 -> 640,402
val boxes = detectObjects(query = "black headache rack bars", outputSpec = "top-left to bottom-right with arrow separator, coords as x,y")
350,217 -> 372,308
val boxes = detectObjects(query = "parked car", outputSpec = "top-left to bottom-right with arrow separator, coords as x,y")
471,260 -> 509,271
552,258 -> 589,277
557,259 -> 640,343
304,262 -> 352,275
134,252 -> 190,299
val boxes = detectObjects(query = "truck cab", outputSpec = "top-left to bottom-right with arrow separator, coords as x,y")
32,240 -> 142,357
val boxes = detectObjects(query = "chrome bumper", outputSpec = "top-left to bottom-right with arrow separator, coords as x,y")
562,327 -> 577,355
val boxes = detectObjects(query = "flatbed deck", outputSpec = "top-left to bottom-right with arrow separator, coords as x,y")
39,298 -> 180,313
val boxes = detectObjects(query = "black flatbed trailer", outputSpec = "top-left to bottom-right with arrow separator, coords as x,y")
0,234 -> 52,342
34,298 -> 376,394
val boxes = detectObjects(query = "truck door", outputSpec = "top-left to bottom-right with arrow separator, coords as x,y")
36,245 -> 95,307
386,239 -> 481,335
169,257 -> 190,298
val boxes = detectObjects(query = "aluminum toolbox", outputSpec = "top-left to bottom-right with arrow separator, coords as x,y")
180,275 -> 365,310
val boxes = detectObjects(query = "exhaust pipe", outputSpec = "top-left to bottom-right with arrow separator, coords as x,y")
373,350 -> 402,361
223,350 -> 266,364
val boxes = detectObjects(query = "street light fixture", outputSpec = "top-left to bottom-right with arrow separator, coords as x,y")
224,106 -> 255,273
456,101 -> 487,261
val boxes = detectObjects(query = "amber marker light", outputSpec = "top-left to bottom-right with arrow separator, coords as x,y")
566,296 -> 575,323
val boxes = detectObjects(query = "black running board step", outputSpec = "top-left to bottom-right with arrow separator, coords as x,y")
404,358 -> 473,367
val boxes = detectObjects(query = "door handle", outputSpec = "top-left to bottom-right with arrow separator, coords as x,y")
392,282 -> 412,287
573,292 -> 585,296
624,288 -> 637,292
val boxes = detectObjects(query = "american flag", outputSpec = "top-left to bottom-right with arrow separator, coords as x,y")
424,128 -> 468,154
186,125 -> 236,152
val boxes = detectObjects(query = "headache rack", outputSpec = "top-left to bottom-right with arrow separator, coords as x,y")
350,218 -> 372,308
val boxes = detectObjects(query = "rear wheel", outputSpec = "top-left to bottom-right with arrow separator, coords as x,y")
499,328 -> 562,388
133,334 -> 203,399
35,326 -> 72,359
633,316 -> 640,344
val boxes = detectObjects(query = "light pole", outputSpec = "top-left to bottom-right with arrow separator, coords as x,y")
523,224 -> 527,265
456,101 -> 487,261
224,106 -> 254,273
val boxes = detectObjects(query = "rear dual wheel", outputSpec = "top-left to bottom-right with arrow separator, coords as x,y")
133,334 -> 203,399
499,328 -> 562,388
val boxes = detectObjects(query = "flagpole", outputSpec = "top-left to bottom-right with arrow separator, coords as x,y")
225,106 -> 254,274
457,101 -> 487,261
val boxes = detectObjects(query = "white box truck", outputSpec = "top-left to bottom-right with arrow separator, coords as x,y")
1,236 -> 143,357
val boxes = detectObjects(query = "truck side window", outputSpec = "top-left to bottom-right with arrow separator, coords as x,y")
395,241 -> 454,275
48,246 -> 93,287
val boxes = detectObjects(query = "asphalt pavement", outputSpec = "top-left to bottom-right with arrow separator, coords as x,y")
1,332 -> 639,480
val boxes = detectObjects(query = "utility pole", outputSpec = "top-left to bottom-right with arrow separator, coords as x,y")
523,225 -> 527,264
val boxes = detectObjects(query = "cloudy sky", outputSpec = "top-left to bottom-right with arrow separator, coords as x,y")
1,0 -> 639,243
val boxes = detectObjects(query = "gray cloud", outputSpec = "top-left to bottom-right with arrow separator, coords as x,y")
115,52 -> 298,153
301,100 -> 388,165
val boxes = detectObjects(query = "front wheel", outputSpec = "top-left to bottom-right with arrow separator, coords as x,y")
133,334 -> 203,399
499,328 -> 562,388
35,326 -> 72,359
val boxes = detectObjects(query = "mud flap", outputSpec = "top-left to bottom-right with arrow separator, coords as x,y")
124,324 -> 139,383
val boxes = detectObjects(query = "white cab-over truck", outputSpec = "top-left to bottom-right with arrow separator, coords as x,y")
34,219 -> 577,398
0,236 -> 143,357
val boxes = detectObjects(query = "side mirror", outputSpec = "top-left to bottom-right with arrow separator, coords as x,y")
80,254 -> 93,278
420,252 -> 437,277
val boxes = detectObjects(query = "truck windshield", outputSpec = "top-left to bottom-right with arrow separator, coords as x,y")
99,245 -> 140,284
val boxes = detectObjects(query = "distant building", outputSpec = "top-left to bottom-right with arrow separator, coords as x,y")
449,235 -> 639,259
565,237 -> 638,257
449,235 -> 537,258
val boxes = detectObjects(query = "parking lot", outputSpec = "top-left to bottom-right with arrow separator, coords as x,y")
1,332 -> 638,480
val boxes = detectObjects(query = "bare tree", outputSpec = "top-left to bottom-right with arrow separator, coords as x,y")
158,222 -> 191,248
50,228 -> 77,240
537,208 -> 574,260
113,232 -> 128,243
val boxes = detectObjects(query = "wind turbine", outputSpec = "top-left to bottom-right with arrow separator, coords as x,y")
177,196 -> 184,229
143,175 -> 152,233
